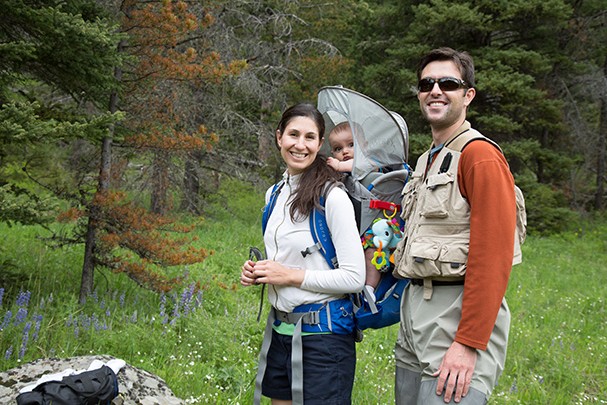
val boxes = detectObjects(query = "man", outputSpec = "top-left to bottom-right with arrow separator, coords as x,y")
393,47 -> 519,404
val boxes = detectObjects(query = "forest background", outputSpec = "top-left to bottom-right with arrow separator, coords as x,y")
1,0 -> 606,403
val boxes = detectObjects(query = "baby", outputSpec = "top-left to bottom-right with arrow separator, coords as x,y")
326,122 -> 354,173
327,122 -> 380,300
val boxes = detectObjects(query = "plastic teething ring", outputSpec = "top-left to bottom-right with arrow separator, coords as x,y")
383,203 -> 397,219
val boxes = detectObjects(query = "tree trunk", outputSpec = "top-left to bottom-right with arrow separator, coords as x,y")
258,99 -> 273,162
150,150 -> 169,215
79,135 -> 113,304
595,57 -> 607,211
181,151 -> 201,215
79,42 -> 124,304
537,128 -> 548,184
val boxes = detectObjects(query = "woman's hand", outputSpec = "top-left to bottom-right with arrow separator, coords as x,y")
251,260 -> 305,287
240,260 -> 258,287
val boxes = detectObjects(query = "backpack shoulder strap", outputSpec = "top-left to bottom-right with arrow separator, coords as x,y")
301,183 -> 339,269
445,128 -> 502,153
261,181 -> 284,235
446,128 -> 527,252
307,195 -> 338,269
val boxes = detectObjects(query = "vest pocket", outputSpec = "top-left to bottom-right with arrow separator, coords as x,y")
400,176 -> 420,221
407,240 -> 441,278
421,173 -> 454,218
406,238 -> 468,278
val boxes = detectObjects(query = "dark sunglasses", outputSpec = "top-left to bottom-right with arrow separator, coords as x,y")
417,77 -> 468,93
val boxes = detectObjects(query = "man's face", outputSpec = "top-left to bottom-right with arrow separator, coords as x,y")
418,60 -> 474,131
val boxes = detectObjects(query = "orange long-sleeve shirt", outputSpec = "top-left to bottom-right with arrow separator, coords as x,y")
452,139 -> 516,350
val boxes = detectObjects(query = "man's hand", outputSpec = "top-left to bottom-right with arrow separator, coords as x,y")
433,341 -> 477,403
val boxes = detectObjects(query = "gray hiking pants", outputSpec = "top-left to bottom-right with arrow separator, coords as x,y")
394,283 -> 510,404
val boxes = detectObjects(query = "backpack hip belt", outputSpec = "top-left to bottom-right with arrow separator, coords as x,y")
274,298 -> 354,334
275,308 -> 321,327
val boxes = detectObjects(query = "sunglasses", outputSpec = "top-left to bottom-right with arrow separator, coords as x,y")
417,77 -> 468,93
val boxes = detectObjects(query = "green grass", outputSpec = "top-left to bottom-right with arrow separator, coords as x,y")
1,179 -> 606,404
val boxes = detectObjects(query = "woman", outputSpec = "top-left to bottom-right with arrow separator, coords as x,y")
241,103 -> 365,405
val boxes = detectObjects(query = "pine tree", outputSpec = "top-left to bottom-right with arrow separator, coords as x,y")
0,0 -> 122,226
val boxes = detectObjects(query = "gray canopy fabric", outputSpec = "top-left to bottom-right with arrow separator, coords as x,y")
317,85 -> 409,181
317,86 -> 410,235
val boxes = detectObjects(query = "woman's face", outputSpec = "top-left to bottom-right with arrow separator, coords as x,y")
276,116 -> 323,175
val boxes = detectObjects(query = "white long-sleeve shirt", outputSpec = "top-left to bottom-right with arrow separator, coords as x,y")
264,172 -> 365,313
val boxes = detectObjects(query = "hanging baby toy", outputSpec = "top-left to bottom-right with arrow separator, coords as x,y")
363,206 -> 403,271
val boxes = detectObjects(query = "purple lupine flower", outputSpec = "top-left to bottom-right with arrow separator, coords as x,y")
14,307 -> 28,326
1,310 -> 12,330
32,314 -> 43,341
80,315 -> 91,330
0,288 -> 4,307
172,299 -> 180,321
130,310 -> 137,323
510,380 -> 518,393
19,321 -> 31,359
100,299 -> 106,310
16,291 -> 31,307
119,292 -> 125,307
195,291 -> 203,309
180,285 -> 194,316
4,345 -> 13,360
92,314 -> 102,331
159,293 -> 168,324
91,289 -> 98,303
159,293 -> 166,318
105,309 -> 111,317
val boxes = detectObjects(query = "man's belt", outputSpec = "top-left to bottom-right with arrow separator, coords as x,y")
410,278 -> 465,286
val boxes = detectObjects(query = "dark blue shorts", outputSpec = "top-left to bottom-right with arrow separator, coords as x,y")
261,330 -> 356,404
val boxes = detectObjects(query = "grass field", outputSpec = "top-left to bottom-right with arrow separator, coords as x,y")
1,179 -> 606,404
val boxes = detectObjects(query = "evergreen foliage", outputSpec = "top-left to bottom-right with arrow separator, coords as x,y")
0,0 -> 123,226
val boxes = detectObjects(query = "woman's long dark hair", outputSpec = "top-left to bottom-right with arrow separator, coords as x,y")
275,103 -> 342,221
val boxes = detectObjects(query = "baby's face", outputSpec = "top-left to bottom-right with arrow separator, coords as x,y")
329,130 -> 354,162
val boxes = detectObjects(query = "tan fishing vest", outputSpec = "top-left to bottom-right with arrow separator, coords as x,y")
393,127 -> 525,299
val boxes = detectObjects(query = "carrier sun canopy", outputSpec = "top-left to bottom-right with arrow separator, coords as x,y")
317,86 -> 409,181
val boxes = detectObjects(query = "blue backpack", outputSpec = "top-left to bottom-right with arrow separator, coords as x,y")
261,181 -> 408,332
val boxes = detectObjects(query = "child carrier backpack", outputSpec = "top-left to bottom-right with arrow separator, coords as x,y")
317,86 -> 412,331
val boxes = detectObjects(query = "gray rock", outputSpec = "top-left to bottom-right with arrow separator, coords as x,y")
0,355 -> 185,404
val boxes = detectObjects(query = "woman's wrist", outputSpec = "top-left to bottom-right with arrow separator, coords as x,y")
290,268 -> 305,287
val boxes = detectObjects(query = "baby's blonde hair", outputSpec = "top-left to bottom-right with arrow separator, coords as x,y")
329,122 -> 352,145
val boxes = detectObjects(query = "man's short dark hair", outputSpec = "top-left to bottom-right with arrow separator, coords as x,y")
417,47 -> 475,88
